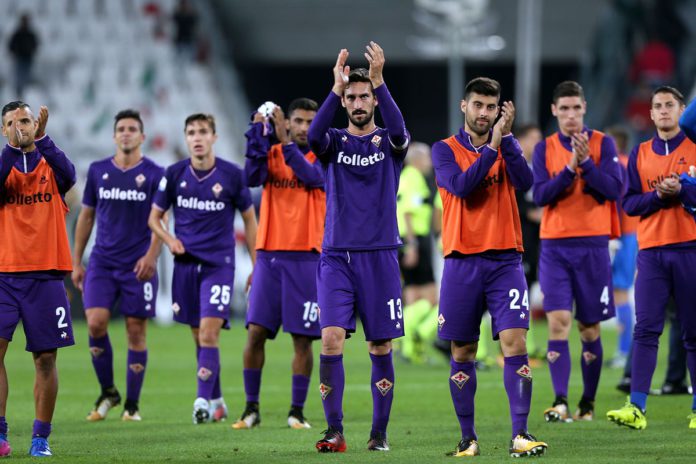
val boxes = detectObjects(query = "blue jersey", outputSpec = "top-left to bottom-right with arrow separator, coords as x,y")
83,156 -> 164,266
153,158 -> 252,266
319,127 -> 405,251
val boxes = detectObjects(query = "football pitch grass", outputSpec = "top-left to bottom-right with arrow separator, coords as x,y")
3,319 -> 693,463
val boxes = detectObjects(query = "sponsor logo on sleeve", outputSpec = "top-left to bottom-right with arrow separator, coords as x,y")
158,177 -> 167,191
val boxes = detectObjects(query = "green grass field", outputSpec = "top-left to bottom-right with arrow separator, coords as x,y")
2,319 -> 693,463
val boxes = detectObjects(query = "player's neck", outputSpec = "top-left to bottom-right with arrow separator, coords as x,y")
190,153 -> 215,171
113,150 -> 143,169
347,120 -> 376,136
656,126 -> 680,141
462,124 -> 489,148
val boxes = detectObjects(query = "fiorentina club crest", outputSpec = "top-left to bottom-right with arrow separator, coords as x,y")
172,302 -> 180,314
197,367 -> 212,381
319,383 -> 332,400
450,371 -> 470,390
371,134 -> 382,147
437,313 -> 446,330
212,183 -> 223,198
135,174 -> 146,188
583,351 -> 597,364
90,347 -> 104,358
129,363 -> 145,374
516,364 -> 532,379
375,378 -> 393,396
547,351 -> 560,363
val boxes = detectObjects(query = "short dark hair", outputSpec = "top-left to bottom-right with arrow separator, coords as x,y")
552,81 -> 584,104
515,123 -> 540,138
464,77 -> 501,100
345,68 -> 373,95
1,100 -> 31,120
114,109 -> 144,133
652,85 -> 685,106
287,98 -> 318,117
184,113 -> 216,134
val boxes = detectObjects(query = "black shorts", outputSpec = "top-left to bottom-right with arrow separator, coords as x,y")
398,235 -> 435,286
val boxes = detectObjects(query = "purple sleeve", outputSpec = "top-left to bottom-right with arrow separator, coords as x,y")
532,140 -> 576,206
500,135 -> 533,191
678,182 -> 696,207
150,166 -> 165,199
244,122 -> 270,186
36,135 -> 76,194
244,156 -> 268,187
152,169 -> 174,211
579,136 -> 622,201
622,145 -> 668,216
308,91 -> 341,156
234,180 -> 253,212
282,144 -> 324,188
680,98 -> 696,143
0,144 -> 22,187
374,84 -> 409,151
82,164 -> 97,207
432,140 -> 498,198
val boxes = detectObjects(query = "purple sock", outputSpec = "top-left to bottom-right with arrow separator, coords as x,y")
291,374 -> 310,409
686,349 -> 696,411
212,373 -> 222,399
504,355 -> 532,437
547,340 -> 570,398
370,352 -> 395,435
580,338 -> 603,401
196,347 -> 220,400
243,368 -> 262,404
449,359 -> 477,440
631,336 -> 658,397
126,349 -> 148,403
319,354 -> 344,432
0,416 -> 7,435
89,334 -> 114,389
32,420 -> 51,438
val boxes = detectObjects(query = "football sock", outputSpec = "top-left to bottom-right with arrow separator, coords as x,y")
89,334 -> 114,390
449,359 -> 477,440
291,374 -> 310,409
243,368 -> 262,404
504,354 -> 532,437
32,420 -> 50,439
580,337 -> 603,401
196,347 -> 220,401
370,351 -> 395,435
319,354 -> 344,432
547,340 -> 570,398
0,416 -> 7,435
126,349 -> 147,404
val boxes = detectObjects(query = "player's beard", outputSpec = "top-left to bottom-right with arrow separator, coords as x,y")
348,109 -> 374,128
465,113 -> 493,137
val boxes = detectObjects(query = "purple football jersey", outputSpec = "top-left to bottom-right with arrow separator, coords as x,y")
82,157 -> 164,266
152,158 -> 252,266
319,128 -> 405,251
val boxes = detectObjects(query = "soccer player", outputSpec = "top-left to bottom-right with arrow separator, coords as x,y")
533,81 -> 622,422
148,113 -> 257,424
0,102 -> 76,457
307,43 -> 408,452
607,86 -> 696,430
234,98 -> 325,430
433,77 -> 547,458
72,110 -> 165,422
396,142 -> 438,364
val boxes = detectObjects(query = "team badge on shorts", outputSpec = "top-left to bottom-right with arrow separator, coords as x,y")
172,302 -> 180,314
129,363 -> 145,374
546,351 -> 560,363
450,371 -> 470,390
212,183 -> 223,198
437,313 -> 446,330
319,383 -> 332,400
197,367 -> 213,381
135,174 -> 146,187
90,347 -> 104,358
375,378 -> 393,396
516,365 -> 532,379
371,135 -> 382,147
582,351 -> 597,365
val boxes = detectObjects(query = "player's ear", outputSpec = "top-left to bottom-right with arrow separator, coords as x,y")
551,103 -> 557,117
460,100 -> 467,113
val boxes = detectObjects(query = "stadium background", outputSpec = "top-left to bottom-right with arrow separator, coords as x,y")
1,0 -> 695,462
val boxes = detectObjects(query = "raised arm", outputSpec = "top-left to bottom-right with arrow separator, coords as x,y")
532,141 -> 576,206
308,49 -> 349,155
244,114 -> 270,187
34,107 -> 76,194
432,141 -> 498,198
366,42 -> 408,151
577,134 -> 622,201
497,102 -> 532,191
622,146 -> 668,216
270,106 -> 324,188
